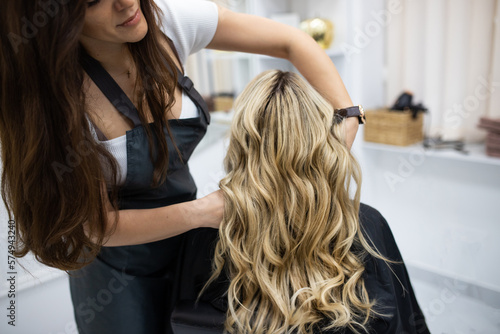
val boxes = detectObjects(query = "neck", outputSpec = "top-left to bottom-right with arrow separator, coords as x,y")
80,38 -> 134,76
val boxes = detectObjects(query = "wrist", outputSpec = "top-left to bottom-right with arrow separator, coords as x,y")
188,196 -> 213,229
178,198 -> 203,230
345,117 -> 360,149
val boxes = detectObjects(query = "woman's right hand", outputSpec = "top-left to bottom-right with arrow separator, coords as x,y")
193,189 -> 224,229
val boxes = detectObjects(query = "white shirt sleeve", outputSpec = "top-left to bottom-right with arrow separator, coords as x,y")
155,0 -> 219,66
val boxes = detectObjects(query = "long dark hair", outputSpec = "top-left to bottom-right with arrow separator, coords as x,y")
0,0 -> 181,271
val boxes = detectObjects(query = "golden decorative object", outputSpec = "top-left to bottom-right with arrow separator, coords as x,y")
299,18 -> 334,49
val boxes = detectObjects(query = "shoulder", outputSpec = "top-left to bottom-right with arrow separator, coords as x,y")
154,0 -> 218,23
358,203 -> 401,261
359,203 -> 390,236
154,0 -> 219,65
359,202 -> 384,220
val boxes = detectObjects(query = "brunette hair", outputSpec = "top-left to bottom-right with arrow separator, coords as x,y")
0,0 -> 181,271
203,71 -> 390,333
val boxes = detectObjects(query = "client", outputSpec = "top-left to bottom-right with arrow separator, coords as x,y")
175,70 -> 430,334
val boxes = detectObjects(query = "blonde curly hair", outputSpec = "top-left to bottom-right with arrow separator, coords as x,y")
203,70 -> 388,334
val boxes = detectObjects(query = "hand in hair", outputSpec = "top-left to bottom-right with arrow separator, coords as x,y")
84,184 -> 224,247
194,190 -> 225,229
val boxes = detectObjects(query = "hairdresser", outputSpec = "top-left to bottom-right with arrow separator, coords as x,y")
0,0 -> 362,332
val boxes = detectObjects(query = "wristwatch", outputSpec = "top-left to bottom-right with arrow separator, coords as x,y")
335,105 -> 366,124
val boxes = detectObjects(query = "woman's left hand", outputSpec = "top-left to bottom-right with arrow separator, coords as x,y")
192,189 -> 225,229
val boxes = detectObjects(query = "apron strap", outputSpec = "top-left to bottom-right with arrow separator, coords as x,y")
177,74 -> 211,125
164,36 -> 211,125
80,48 -> 142,128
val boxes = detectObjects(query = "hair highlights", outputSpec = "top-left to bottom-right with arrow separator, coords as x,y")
205,70 -> 384,333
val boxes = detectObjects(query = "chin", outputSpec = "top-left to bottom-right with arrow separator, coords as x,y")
127,23 -> 149,43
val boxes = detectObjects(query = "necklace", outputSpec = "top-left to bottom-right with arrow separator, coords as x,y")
117,51 -> 134,79
123,66 -> 134,79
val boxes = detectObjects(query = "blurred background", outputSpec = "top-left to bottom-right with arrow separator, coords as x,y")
1,0 -> 499,333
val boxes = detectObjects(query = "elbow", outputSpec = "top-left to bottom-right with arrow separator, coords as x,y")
286,28 -> 320,61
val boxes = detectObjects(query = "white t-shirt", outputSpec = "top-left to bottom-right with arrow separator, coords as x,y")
86,0 -> 218,186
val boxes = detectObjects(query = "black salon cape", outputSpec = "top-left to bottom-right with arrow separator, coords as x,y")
173,203 -> 431,334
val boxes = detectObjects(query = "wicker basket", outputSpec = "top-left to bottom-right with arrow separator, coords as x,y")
213,96 -> 234,112
364,108 -> 424,146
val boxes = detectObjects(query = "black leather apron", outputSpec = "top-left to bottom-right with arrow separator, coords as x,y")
69,47 -> 212,334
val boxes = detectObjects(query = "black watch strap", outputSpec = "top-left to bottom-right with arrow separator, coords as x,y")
335,105 -> 366,124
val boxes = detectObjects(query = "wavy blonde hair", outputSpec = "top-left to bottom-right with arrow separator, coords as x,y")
205,70 -> 385,333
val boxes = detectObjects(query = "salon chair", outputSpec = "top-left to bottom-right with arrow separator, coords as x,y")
170,299 -> 225,334
171,227 -> 226,334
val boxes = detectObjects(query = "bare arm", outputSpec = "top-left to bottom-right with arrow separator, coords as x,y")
85,182 -> 224,247
206,5 -> 359,149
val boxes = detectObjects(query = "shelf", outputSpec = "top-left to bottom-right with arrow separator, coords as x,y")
210,110 -> 235,125
205,113 -> 500,167
362,141 -> 500,167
